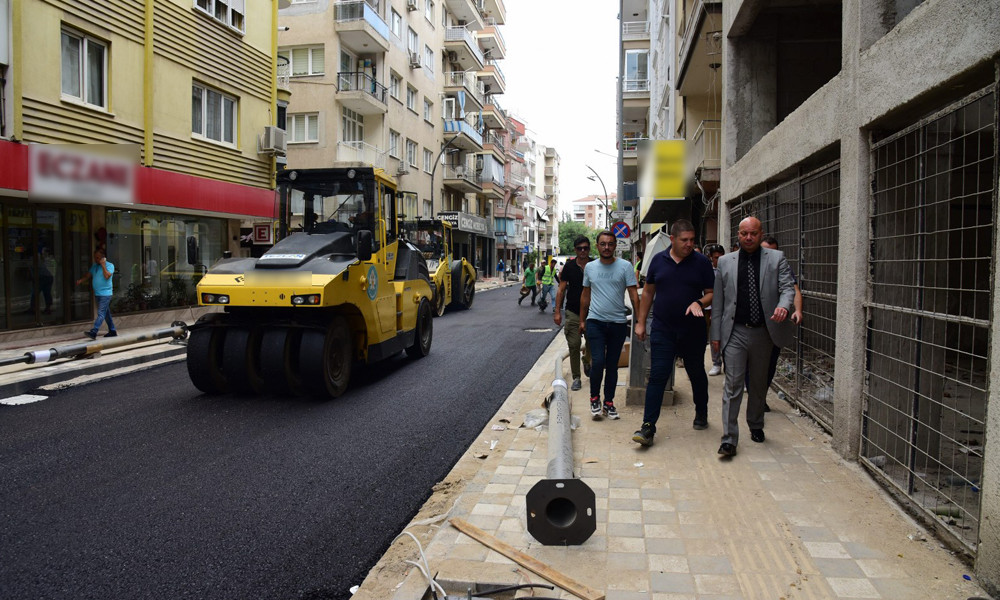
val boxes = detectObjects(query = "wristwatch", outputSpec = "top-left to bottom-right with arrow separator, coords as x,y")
696,300 -> 704,308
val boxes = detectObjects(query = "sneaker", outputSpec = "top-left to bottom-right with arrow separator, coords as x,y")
83,331 -> 97,340
571,378 -> 582,391
708,365 -> 721,376
104,331 -> 118,338
632,422 -> 655,446
603,401 -> 620,420
590,396 -> 603,419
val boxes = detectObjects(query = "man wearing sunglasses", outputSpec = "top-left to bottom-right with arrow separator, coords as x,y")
554,236 -> 594,391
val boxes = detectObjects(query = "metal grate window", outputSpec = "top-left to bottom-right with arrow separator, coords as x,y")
863,87 -> 996,551
728,163 -> 840,429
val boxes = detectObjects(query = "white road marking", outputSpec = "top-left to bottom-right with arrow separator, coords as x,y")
1,394 -> 48,406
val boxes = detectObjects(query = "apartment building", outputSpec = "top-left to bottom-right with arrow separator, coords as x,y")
715,0 -> 999,591
0,0 -> 281,335
277,0 -> 508,275
571,193 -> 618,231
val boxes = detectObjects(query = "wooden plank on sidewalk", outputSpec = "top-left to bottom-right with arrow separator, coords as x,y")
449,518 -> 605,600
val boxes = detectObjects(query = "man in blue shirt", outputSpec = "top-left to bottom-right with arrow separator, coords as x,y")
77,249 -> 117,339
580,231 -> 640,421
632,220 -> 715,445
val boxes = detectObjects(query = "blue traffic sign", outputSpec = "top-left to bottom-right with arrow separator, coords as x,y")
612,221 -> 631,239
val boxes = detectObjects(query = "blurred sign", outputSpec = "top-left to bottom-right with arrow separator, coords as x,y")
640,140 -> 685,199
30,144 -> 136,204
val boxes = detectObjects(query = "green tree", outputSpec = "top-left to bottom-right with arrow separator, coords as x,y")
558,220 -> 601,257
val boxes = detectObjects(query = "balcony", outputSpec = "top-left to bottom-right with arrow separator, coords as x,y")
622,20 -> 650,41
277,57 -> 291,92
622,78 -> 650,99
688,119 -> 721,180
444,71 -> 485,111
481,0 -> 506,25
478,58 -> 506,94
334,0 -> 391,54
335,141 -> 386,169
442,162 -> 482,194
543,183 -> 559,196
677,0 -> 723,96
336,72 -> 388,115
443,116 -> 483,152
443,0 -> 486,30
445,25 -> 486,70
476,20 -> 506,60
622,135 -> 647,167
481,95 -> 507,130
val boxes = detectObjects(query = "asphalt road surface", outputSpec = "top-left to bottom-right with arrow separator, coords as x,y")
0,285 -> 560,600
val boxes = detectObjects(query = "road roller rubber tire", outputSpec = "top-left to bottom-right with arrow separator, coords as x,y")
187,327 -> 228,394
260,328 -> 304,396
406,299 -> 433,358
223,327 -> 264,394
299,317 -> 352,398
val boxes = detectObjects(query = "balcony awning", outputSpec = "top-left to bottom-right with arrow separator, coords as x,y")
534,206 -> 549,221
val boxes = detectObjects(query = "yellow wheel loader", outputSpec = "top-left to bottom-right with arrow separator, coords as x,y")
186,167 -> 434,398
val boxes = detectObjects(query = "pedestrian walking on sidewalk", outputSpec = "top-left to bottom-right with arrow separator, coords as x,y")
705,244 -> 725,376
554,235 -> 593,392
537,257 -> 558,312
518,262 -> 538,306
77,248 -> 117,340
710,217 -> 795,457
632,220 -> 715,446
753,235 -> 804,412
580,230 -> 640,421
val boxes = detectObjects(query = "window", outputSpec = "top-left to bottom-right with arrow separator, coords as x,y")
423,149 -> 433,173
194,0 -> 245,33
423,45 -> 434,71
342,107 -> 364,142
389,73 -> 401,100
279,46 -> 324,76
61,29 -> 107,109
406,139 -> 417,167
407,27 -> 419,54
625,49 -> 649,92
287,113 -> 318,143
423,98 -> 433,122
192,83 -> 237,145
425,0 -> 434,23
441,5 -> 448,27
390,9 -> 402,37
389,130 -> 400,158
406,86 -> 417,112
400,192 -> 418,220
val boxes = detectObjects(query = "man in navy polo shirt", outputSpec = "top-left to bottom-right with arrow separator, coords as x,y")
632,219 -> 715,446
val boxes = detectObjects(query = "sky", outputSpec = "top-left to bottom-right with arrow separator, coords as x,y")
499,0 -> 620,220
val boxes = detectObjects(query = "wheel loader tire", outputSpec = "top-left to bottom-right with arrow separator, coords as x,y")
406,299 -> 433,358
223,327 -> 264,394
300,317 -> 352,398
187,327 -> 228,394
259,328 -> 304,395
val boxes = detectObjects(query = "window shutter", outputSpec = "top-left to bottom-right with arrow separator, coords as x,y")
311,47 -> 324,74
291,48 -> 308,76
307,115 -> 318,141
293,115 -> 306,142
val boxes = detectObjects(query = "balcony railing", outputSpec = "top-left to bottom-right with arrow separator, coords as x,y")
444,71 -> 485,105
483,18 -> 507,49
336,140 -> 386,169
443,117 -> 484,146
442,162 -> 480,184
485,131 -> 505,152
622,136 -> 648,153
690,119 -> 721,172
483,57 -> 506,87
277,57 -> 290,91
623,78 -> 650,93
336,71 -> 387,103
623,20 -> 650,39
445,25 -> 485,66
334,0 -> 391,40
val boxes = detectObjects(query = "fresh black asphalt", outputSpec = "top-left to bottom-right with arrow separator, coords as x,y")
0,285 -> 560,600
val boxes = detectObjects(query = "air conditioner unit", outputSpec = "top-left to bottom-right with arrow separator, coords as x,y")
447,51 -> 458,62
259,126 -> 287,156
397,164 -> 410,175
455,166 -> 466,177
406,0 -> 417,11
409,52 -> 422,68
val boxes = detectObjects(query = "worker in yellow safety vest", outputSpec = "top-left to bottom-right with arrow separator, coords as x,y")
537,257 -> 559,313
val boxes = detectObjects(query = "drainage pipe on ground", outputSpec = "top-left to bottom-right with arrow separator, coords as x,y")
525,349 -> 596,545
0,322 -> 189,368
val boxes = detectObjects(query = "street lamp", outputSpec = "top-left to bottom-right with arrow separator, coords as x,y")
585,164 -> 610,228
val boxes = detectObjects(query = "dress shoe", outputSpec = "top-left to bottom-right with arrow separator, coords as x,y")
83,331 -> 97,340
104,331 -> 118,338
692,416 -> 708,430
750,429 -> 765,443
718,443 -> 737,457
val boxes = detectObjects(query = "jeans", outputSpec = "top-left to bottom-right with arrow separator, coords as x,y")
643,327 -> 709,426
89,295 -> 116,335
563,310 -> 591,380
539,283 -> 555,307
584,319 -> 629,402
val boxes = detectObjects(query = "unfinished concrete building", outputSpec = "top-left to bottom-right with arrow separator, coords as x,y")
718,0 -> 1000,591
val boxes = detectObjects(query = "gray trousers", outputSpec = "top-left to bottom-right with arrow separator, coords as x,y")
720,324 -> 774,446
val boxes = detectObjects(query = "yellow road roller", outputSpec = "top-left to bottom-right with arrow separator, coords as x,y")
186,167 -> 434,397
399,218 -> 476,317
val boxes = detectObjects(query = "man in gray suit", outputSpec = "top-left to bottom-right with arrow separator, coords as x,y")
710,217 -> 796,457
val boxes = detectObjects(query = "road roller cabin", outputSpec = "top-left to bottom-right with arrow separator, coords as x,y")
186,167 -> 435,398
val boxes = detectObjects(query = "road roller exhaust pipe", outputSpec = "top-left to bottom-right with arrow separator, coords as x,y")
525,349 -> 596,545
